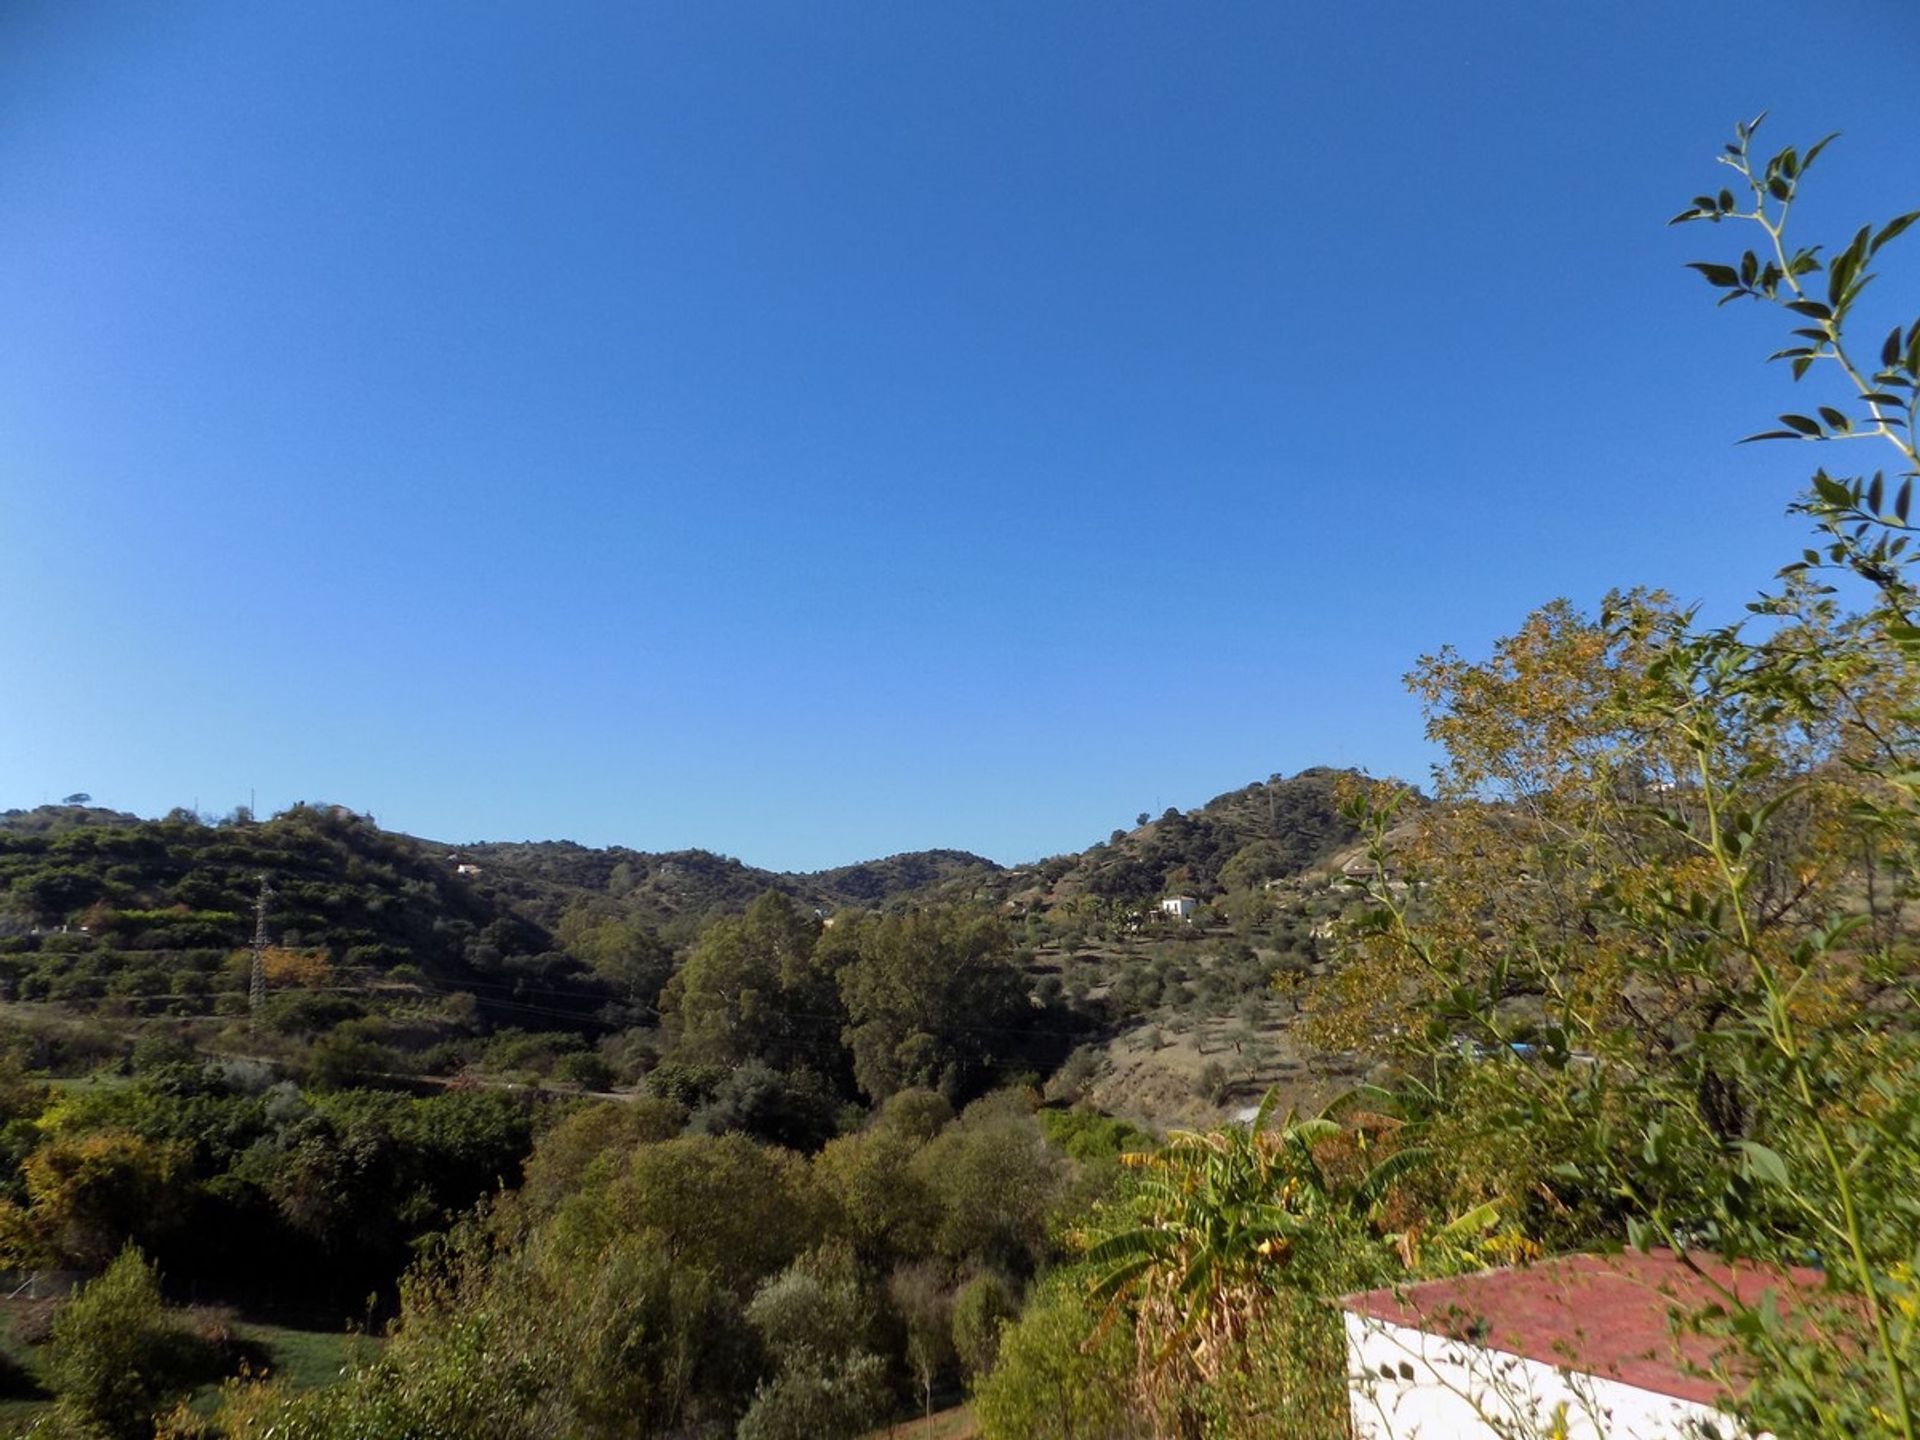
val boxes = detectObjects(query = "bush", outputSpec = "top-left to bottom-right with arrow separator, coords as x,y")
688,1062 -> 841,1151
735,1357 -> 889,1440
951,1270 -> 1018,1378
1036,1109 -> 1153,1164
304,1028 -> 402,1089
738,1248 -> 889,1440
264,993 -> 365,1037
971,1271 -> 1140,1440
43,1247 -> 220,1440
550,1051 -> 615,1092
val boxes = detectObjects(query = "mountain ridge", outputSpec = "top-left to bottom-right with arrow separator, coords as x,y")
0,766 -> 1407,973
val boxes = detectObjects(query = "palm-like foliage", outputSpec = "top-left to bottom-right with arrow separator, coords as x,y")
1081,1091 -> 1420,1433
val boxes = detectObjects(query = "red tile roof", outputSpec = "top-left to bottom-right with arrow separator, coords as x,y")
1341,1249 -> 1828,1405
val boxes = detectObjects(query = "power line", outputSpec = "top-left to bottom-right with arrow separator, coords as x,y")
247,875 -> 272,1022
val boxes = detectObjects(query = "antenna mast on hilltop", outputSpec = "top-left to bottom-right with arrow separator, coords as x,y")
248,875 -> 273,1020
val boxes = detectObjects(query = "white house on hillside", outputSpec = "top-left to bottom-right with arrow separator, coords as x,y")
1342,1249 -> 1814,1439
1159,895 -> 1197,921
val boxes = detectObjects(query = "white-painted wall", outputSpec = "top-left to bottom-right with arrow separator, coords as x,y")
1345,1312 -> 1751,1440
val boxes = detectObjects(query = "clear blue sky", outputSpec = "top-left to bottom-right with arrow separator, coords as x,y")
2,3 -> 1915,870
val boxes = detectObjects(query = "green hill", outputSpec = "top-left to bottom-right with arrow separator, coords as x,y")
0,803 -> 609,1026
1023,767 -> 1397,909
0,770 -> 1398,1046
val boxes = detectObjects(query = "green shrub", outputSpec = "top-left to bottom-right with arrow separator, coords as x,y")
971,1271 -> 1138,1440
951,1270 -> 1018,1378
550,1051 -> 615,1091
43,1247 -> 219,1440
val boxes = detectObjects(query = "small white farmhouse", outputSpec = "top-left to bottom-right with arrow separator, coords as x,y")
1159,895 -> 1197,921
1343,1249 -> 1815,1440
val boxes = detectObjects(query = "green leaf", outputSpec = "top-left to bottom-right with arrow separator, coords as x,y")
1812,473 -> 1853,505
1779,414 -> 1823,436
1738,1142 -> 1790,1188
1433,1201 -> 1501,1240
1871,211 -> 1920,254
1686,262 -> 1741,289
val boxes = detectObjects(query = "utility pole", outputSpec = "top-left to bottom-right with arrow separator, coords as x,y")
248,875 -> 273,1021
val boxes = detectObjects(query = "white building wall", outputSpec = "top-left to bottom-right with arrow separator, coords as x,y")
1345,1313 -> 1751,1440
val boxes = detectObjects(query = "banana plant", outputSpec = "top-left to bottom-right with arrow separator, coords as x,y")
1082,1089 -> 1430,1414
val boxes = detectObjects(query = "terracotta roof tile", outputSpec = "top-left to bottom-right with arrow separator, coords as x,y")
1341,1249 -> 1828,1405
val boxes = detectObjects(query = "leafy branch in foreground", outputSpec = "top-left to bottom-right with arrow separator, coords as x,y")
1674,112 -> 1920,621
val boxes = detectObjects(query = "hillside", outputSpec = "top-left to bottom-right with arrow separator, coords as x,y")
0,769 -> 1392,1076
454,838 -> 1002,934
0,803 -> 613,1026
1000,767 -> 1398,912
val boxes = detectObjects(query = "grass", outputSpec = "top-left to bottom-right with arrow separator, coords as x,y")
233,1321 -> 372,1390
40,1072 -> 135,1092
868,1404 -> 977,1440
175,1319 -> 377,1418
0,1297 -> 373,1432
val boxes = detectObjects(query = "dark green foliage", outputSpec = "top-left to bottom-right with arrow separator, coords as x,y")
545,1131 -> 821,1298
828,908 -> 1032,1103
660,893 -> 845,1081
554,907 -> 675,1017
479,1027 -> 588,1078
264,993 -> 366,1037
644,1059 -> 727,1110
548,1049 -> 615,1090
233,1088 -> 532,1279
43,1247 -> 221,1440
687,1060 -> 844,1151
6,1064 -> 538,1311
177,1076 -> 1105,1438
